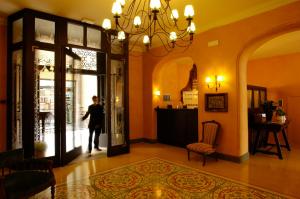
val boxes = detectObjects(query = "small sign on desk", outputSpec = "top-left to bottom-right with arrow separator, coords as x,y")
183,90 -> 198,109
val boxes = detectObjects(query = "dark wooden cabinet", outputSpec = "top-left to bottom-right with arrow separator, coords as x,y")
156,108 -> 198,147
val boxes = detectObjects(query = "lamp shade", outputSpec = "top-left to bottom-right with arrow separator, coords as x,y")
169,32 -> 177,42
171,9 -> 179,20
143,35 -> 150,44
117,0 -> 125,7
112,1 -> 122,16
184,5 -> 194,18
187,22 -> 196,33
102,18 -> 112,30
150,0 -> 161,10
117,31 -> 126,41
133,16 -> 141,27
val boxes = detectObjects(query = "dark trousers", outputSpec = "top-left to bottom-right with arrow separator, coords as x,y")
88,125 -> 102,152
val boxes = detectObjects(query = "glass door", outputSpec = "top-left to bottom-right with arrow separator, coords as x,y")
33,49 -> 56,159
107,59 -> 129,156
62,49 -> 83,164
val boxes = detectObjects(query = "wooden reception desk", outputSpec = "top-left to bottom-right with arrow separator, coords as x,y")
156,108 -> 198,148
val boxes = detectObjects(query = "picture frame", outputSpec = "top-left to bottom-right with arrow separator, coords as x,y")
205,93 -> 228,112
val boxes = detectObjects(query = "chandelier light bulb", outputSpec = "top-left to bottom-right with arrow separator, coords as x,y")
102,18 -> 112,30
117,31 -> 126,41
169,32 -> 177,42
112,1 -> 122,16
150,0 -> 161,10
117,0 -> 126,7
217,75 -> 224,82
133,16 -> 142,28
187,22 -> 196,33
171,9 -> 179,20
143,35 -> 150,45
184,5 -> 194,19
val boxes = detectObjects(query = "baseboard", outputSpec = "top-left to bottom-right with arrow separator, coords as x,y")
144,138 -> 158,144
130,138 -> 158,144
130,138 -> 145,144
129,139 -> 249,163
216,152 -> 249,163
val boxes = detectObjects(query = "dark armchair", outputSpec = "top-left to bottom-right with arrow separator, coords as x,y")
0,149 -> 56,199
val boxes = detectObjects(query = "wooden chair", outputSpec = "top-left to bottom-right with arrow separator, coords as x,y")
186,120 -> 220,166
0,149 -> 56,199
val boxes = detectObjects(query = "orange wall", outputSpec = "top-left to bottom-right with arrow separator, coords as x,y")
142,1 -> 300,157
153,57 -> 194,108
128,53 -> 144,140
0,18 -> 7,152
248,53 -> 300,146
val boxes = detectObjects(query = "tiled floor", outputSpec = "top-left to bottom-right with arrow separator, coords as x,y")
53,143 -> 300,198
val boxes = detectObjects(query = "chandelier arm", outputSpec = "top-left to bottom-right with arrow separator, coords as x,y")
153,31 -> 173,49
128,34 -> 145,51
156,16 -> 174,35
121,0 -> 136,18
156,0 -> 171,16
120,0 -> 139,31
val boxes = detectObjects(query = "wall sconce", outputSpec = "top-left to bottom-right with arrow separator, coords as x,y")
154,90 -> 161,96
205,75 -> 224,92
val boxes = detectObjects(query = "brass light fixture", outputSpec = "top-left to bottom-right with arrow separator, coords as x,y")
205,75 -> 224,92
102,0 -> 196,55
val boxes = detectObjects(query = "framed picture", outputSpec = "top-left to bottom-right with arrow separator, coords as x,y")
205,93 -> 228,112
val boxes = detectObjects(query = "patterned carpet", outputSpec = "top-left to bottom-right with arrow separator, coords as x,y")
34,158 -> 289,199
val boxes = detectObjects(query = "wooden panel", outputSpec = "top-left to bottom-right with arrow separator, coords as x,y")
156,109 -> 198,148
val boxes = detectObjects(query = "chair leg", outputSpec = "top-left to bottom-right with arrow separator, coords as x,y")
202,154 -> 206,166
51,185 -> 55,199
187,149 -> 190,161
215,153 -> 218,162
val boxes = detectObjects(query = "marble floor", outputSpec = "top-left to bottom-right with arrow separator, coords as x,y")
51,143 -> 300,198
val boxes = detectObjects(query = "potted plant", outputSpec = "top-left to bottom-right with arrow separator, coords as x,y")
276,108 -> 286,123
34,141 -> 47,158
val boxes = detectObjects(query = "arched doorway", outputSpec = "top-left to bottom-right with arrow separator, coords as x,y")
237,23 -> 300,155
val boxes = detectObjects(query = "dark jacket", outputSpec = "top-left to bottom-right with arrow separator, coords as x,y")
82,104 -> 104,128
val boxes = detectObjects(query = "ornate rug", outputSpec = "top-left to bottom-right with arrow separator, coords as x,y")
34,158 -> 290,199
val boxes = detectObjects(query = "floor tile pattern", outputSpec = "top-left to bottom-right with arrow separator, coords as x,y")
34,158 -> 288,199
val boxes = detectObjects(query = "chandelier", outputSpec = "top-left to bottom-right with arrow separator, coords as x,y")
101,0 -> 196,54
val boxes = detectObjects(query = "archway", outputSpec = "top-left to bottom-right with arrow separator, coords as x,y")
237,22 -> 300,154
148,57 -> 195,139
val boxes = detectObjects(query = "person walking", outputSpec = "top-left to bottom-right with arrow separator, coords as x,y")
82,96 -> 104,155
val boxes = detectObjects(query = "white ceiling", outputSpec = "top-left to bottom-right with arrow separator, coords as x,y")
251,31 -> 300,60
0,0 -> 296,32
0,0 -> 298,58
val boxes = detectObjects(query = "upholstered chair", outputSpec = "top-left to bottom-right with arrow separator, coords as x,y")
0,149 -> 56,199
186,120 -> 220,166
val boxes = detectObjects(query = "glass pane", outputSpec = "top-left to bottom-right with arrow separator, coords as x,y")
12,50 -> 23,149
13,19 -> 23,43
87,28 -> 101,49
111,35 -> 124,54
260,91 -> 266,105
71,48 -> 97,70
68,23 -> 84,46
111,60 -> 125,146
253,90 -> 259,108
34,49 -> 55,157
247,90 -> 252,109
35,18 -> 55,44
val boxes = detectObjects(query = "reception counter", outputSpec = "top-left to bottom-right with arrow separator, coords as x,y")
156,108 -> 198,148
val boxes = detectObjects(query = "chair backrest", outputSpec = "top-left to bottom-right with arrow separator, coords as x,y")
0,149 -> 24,175
202,120 -> 220,146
